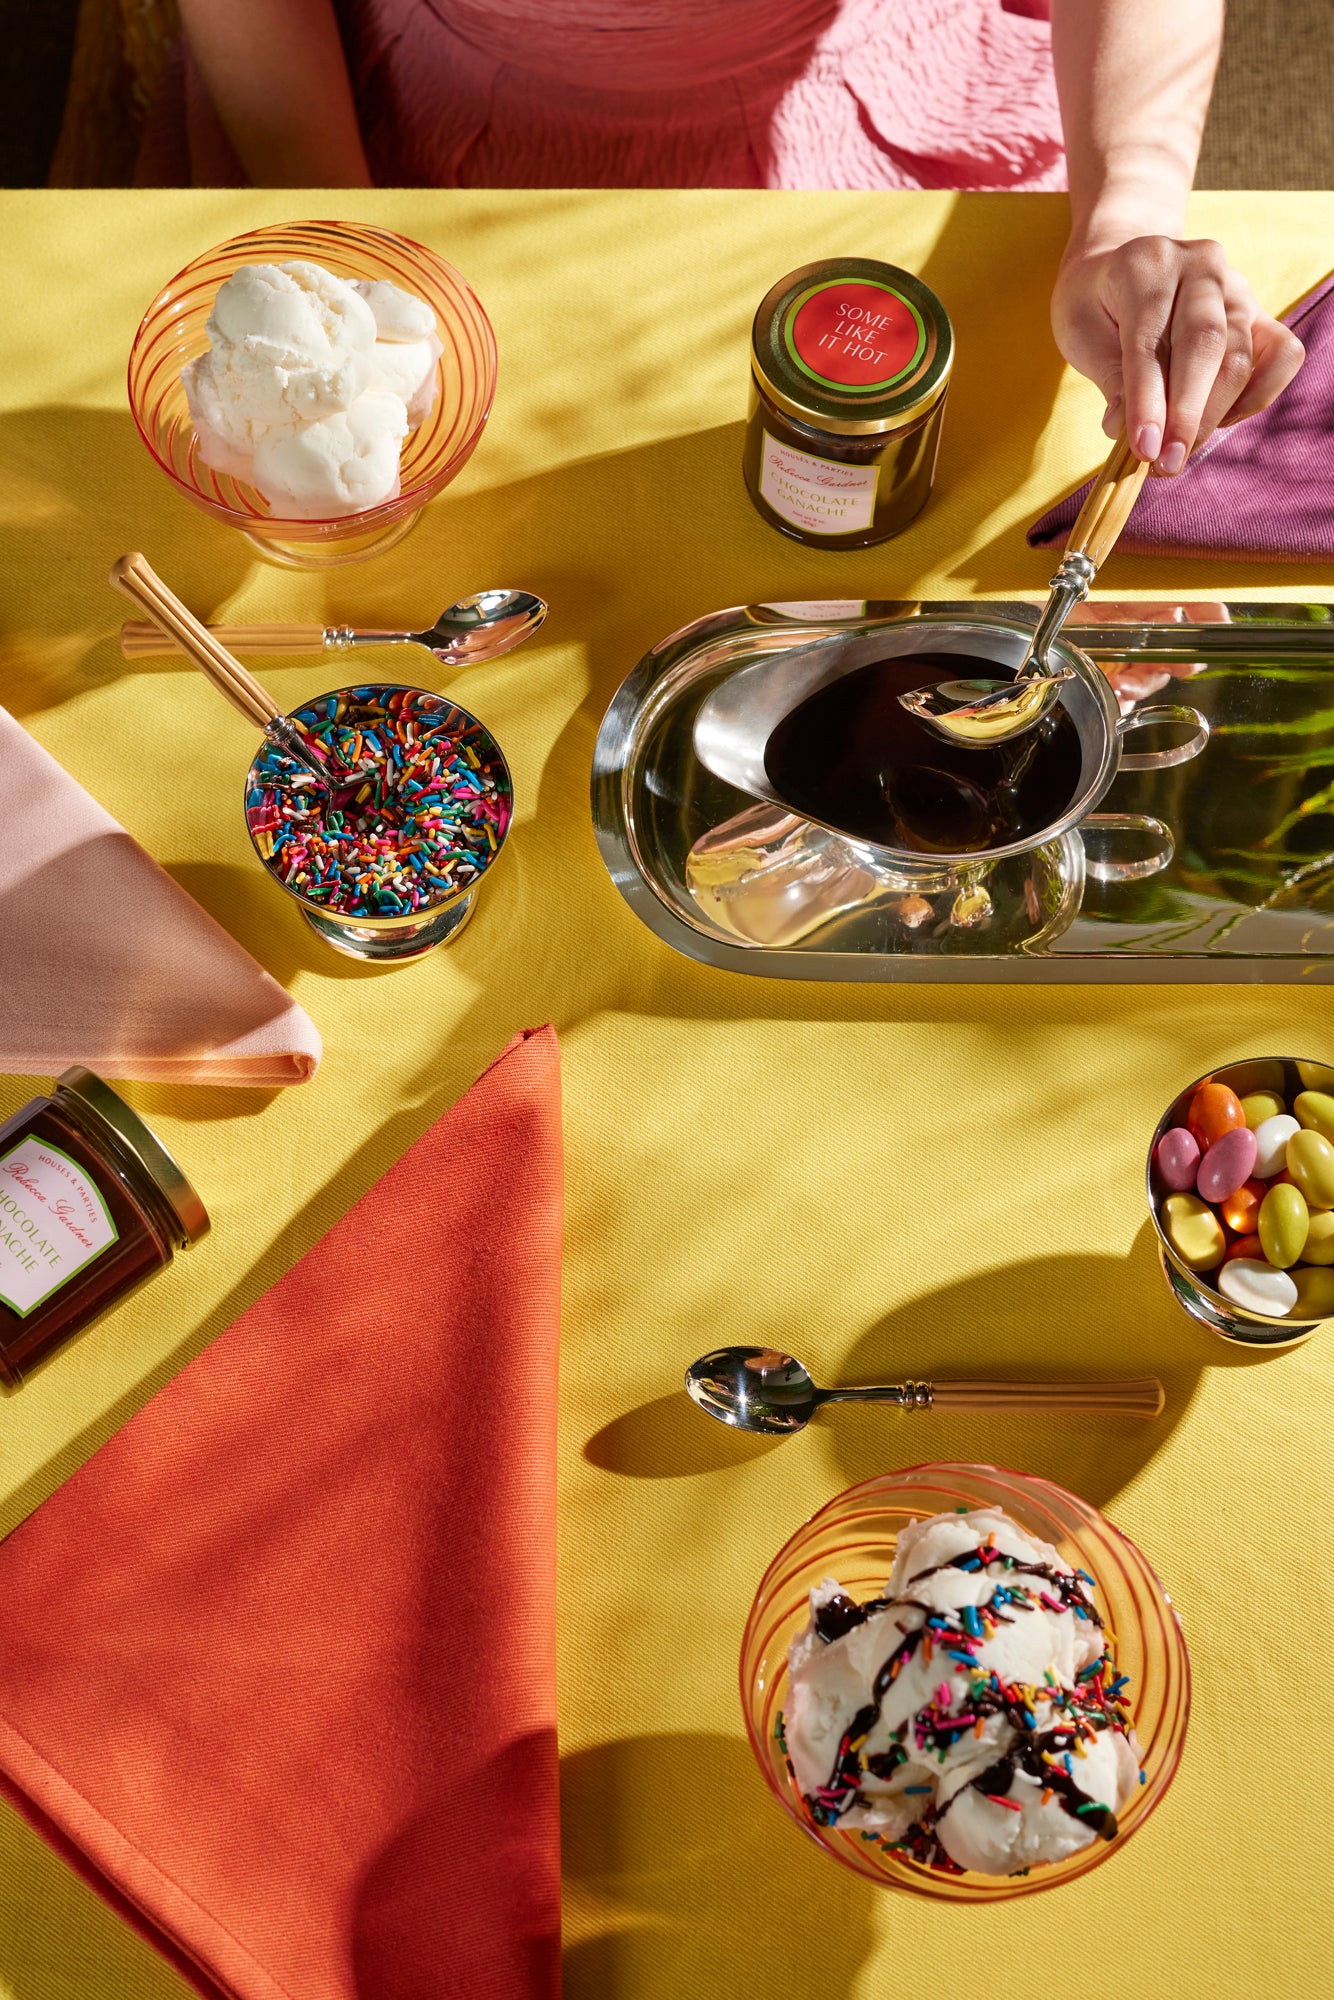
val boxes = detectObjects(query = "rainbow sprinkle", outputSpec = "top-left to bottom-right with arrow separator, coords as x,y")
245,686 -> 511,920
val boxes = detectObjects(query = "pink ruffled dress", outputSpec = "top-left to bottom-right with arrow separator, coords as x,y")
168,0 -> 1067,191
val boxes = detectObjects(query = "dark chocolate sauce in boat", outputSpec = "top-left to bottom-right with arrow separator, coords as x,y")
763,653 -> 1082,855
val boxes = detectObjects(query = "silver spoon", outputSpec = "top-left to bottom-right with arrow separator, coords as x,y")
898,435 -> 1150,747
120,587 -> 548,669
684,1346 -> 1164,1436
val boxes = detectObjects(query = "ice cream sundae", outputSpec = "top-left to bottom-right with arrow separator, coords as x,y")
782,1506 -> 1141,1876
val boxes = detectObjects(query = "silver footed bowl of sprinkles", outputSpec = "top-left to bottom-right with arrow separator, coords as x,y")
741,1464 -> 1189,1902
245,683 -> 512,962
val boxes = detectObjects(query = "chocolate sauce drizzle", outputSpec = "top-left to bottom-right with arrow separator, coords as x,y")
935,1729 -> 1119,1845
802,1540 -> 1126,1855
814,1591 -> 881,1644
904,1550 -> 1104,1630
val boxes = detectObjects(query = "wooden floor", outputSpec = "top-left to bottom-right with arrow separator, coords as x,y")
0,0 -> 1329,189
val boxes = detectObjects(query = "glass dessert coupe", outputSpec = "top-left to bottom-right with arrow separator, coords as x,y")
128,220 -> 496,568
740,1462 -> 1189,1902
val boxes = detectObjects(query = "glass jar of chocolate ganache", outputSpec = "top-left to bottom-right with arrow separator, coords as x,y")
743,257 -> 953,549
0,1068 -> 208,1383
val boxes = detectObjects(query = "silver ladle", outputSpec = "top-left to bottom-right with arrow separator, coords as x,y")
120,587 -> 548,670
899,435 -> 1151,747
684,1345 -> 1165,1436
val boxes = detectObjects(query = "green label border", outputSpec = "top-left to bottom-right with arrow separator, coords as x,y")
783,277 -> 927,396
0,1138 -> 118,1319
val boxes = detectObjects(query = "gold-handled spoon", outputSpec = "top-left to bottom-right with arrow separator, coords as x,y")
899,435 -> 1152,747
119,587 -> 547,670
685,1346 -> 1165,1436
109,552 -> 355,788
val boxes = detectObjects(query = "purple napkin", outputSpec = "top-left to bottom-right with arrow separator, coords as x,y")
1028,274 -> 1334,561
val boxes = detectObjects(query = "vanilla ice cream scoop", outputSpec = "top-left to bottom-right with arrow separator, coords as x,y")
782,1507 -> 1141,1877
351,277 -> 438,343
352,277 -> 442,428
181,259 -> 442,518
184,262 -> 377,456
368,334 -> 443,428
252,391 -> 410,519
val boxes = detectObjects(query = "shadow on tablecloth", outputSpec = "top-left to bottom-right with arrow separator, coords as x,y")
561,1731 -> 876,2000
0,404 -> 250,720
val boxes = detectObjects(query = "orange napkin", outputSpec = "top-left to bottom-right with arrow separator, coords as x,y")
0,1026 -> 563,2000
0,705 -> 320,1085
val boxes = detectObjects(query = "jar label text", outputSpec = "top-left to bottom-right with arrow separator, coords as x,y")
786,279 -> 925,393
0,1139 -> 119,1317
760,431 -> 879,536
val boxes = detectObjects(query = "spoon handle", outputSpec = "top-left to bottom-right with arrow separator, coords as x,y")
120,621 -> 329,661
924,1377 -> 1165,1418
1065,435 -> 1152,573
109,555 -> 280,731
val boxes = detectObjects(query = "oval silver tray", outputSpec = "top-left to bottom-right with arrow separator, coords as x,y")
591,599 -> 1334,983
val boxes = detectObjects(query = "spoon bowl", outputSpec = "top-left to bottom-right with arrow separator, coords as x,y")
685,1347 -> 825,1433
900,667 -> 1076,745
407,587 -> 547,665
897,435 -> 1149,748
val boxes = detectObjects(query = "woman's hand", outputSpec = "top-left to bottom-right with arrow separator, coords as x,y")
1051,236 -> 1305,475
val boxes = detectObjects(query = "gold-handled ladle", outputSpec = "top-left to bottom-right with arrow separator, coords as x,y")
898,435 -> 1152,747
685,1346 -> 1165,1436
109,552 -> 359,788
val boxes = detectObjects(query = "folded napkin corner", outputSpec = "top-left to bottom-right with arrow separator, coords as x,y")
0,706 -> 321,1086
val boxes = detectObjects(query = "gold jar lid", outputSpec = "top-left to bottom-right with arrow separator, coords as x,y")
750,257 -> 953,438
56,1067 -> 210,1246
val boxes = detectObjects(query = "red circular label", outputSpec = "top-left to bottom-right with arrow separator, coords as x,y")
789,282 -> 922,389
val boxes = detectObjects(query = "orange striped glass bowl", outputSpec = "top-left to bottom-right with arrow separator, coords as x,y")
128,220 -> 497,568
741,1462 -> 1189,1901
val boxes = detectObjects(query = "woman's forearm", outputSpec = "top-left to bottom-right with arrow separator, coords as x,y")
177,0 -> 372,186
1050,0 -> 1223,252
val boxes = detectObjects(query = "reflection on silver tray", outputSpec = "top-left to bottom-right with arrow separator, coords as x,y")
590,600 -> 1334,983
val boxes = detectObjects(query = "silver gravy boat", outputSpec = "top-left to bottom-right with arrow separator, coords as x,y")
692,613 -> 1209,895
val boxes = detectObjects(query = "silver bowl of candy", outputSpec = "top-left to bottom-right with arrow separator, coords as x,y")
244,683 -> 512,962
1147,1057 -> 1334,1347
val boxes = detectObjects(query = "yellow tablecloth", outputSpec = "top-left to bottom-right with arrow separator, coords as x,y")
1,190 -> 1332,2000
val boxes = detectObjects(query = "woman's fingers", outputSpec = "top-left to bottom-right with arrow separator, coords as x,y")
1157,270 -> 1252,470
1107,239 -> 1304,472
1217,313 -> 1306,426
1108,240 -> 1175,463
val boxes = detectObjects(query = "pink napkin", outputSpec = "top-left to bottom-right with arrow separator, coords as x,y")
0,706 -> 320,1085
1029,275 -> 1334,560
